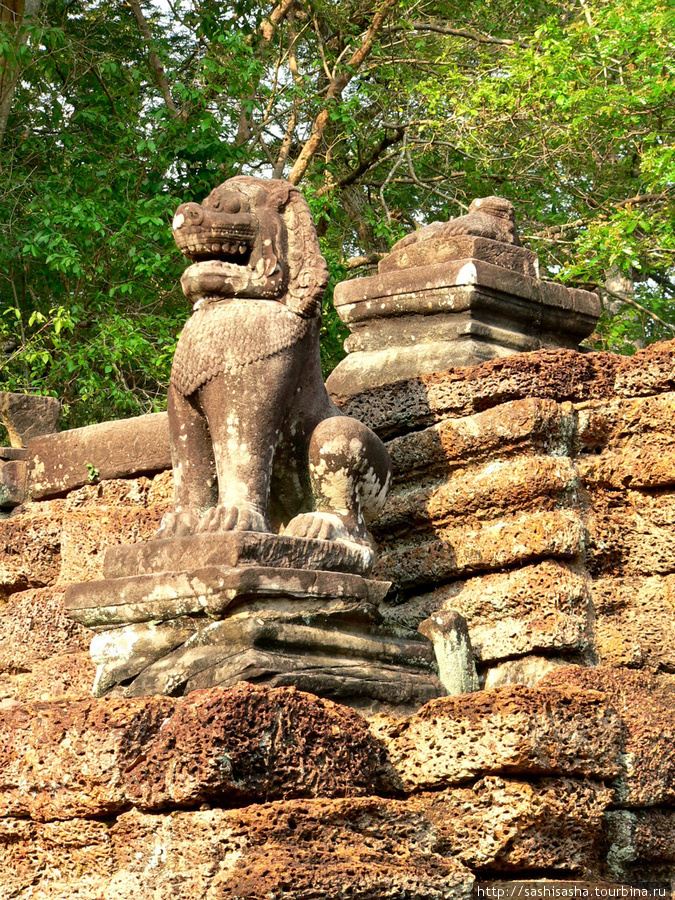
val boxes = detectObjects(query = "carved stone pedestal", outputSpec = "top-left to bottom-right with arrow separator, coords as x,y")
65,532 -> 443,708
327,216 -> 601,396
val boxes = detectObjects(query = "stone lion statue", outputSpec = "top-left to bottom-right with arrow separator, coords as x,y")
159,175 -> 392,565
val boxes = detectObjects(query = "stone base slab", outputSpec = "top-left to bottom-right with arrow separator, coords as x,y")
334,259 -> 599,325
63,533 -> 442,704
65,564 -> 390,628
328,258 -> 600,393
103,529 -> 374,578
378,234 -> 540,277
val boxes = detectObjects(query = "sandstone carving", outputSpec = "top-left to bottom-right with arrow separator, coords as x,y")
163,175 -> 392,556
390,196 -> 522,255
61,178 -> 449,706
327,196 -> 600,395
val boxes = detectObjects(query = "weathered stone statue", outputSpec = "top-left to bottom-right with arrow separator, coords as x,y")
65,177 -> 443,709
391,196 -> 522,253
160,176 -> 391,562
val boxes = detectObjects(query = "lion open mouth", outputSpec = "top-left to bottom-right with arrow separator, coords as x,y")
172,196 -> 257,265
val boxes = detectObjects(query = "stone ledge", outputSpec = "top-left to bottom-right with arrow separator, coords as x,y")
0,779 -> 616,898
330,340 -> 675,435
26,412 -> 171,500
104,530 -> 373,579
372,683 -> 623,791
334,259 -> 599,320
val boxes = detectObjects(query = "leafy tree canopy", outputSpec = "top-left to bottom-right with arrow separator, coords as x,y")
0,0 -> 673,427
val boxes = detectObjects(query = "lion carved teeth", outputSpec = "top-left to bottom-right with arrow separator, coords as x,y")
239,244 -> 247,254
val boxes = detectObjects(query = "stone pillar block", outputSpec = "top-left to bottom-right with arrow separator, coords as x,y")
327,200 -> 601,396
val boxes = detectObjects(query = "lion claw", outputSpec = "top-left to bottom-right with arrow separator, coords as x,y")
154,510 -> 200,540
196,504 -> 270,534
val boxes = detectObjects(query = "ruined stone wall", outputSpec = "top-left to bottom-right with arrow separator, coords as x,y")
2,341 -> 675,896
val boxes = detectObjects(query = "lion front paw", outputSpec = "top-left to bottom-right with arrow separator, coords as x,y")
196,504 -> 270,534
285,511 -> 371,546
154,510 -> 201,540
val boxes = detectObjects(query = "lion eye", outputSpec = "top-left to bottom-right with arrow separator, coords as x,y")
223,196 -> 241,214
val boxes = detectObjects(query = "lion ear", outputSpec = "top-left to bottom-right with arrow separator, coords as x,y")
267,182 -> 294,212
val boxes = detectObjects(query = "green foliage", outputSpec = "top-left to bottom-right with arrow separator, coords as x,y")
1,0 -> 673,425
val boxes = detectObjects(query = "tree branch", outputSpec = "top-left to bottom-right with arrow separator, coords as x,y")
602,285 -> 675,333
614,192 -> 669,209
127,0 -> 178,116
260,0 -> 296,43
237,0 -> 296,144
391,20 -> 517,46
288,0 -> 399,185
314,126 -> 405,197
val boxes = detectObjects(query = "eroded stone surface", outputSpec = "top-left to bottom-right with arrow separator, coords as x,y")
593,574 -> 675,671
27,412 -> 171,499
0,501 -> 63,596
606,808 -> 675,883
0,801 -> 475,900
0,390 -> 60,447
372,684 -> 622,792
418,609 -> 479,695
0,684 -> 387,822
414,561 -> 592,665
331,340 -> 675,437
104,530 -> 375,579
0,587 -> 89,676
541,666 -> 675,807
374,508 -> 585,590
0,777 -> 616,899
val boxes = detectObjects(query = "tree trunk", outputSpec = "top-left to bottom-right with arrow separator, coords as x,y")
0,0 -> 42,147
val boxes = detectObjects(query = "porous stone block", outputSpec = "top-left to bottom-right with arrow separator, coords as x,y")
419,776 -> 612,876
0,802 -> 476,900
587,487 -> 675,579
0,779 -> 615,898
0,501 -> 64,597
541,665 -> 675,807
372,683 -> 623,792
0,650 -> 95,704
483,656 -> 570,690
0,684 -> 387,822
605,808 -> 675,884
592,574 -> 675,671
330,339 -> 675,437
374,455 -> 579,537
414,561 -> 592,664
382,397 -> 576,480
374,508 -> 586,590
0,587 -> 89,677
